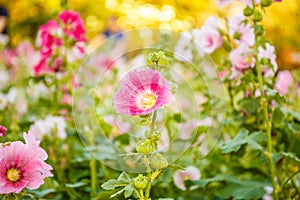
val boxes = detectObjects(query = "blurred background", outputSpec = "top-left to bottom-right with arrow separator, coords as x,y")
1,0 -> 299,70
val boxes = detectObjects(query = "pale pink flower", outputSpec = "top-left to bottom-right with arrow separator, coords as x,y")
258,43 -> 278,77
61,93 -> 72,105
218,0 -> 233,6
275,70 -> 293,95
193,16 -> 223,54
241,0 -> 261,7
229,15 -> 255,46
173,166 -> 201,191
0,125 -> 7,137
229,44 -> 254,72
0,132 -> 52,194
114,69 -> 173,115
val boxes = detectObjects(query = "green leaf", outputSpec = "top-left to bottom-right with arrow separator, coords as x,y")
282,152 -> 300,163
110,188 -> 125,198
124,184 -> 134,198
65,182 -> 87,188
102,179 -> 126,190
272,107 -> 284,125
118,172 -> 131,183
238,98 -> 260,114
220,129 -> 266,153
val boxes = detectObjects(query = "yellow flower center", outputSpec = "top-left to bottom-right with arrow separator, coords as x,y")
137,92 -> 157,110
7,168 -> 21,182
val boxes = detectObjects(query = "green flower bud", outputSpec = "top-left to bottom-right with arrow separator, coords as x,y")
146,51 -> 169,68
233,32 -> 242,40
243,7 -> 253,16
133,174 -> 148,190
253,10 -> 263,22
136,139 -> 154,154
254,24 -> 265,36
261,0 -> 272,7
150,153 -> 168,169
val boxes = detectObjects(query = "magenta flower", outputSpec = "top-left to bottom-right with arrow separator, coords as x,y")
58,10 -> 86,42
0,132 -> 52,194
0,125 -> 7,137
275,70 -> 293,95
193,16 -> 223,54
173,166 -> 201,191
113,69 -> 173,115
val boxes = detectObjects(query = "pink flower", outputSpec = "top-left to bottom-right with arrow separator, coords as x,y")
218,0 -> 233,6
241,0 -> 261,7
0,125 -> 7,137
61,93 -> 72,105
113,69 -> 173,115
229,15 -> 255,46
275,70 -> 293,95
193,16 -> 223,54
230,44 -> 254,72
258,43 -> 278,77
173,166 -> 201,191
58,10 -> 86,42
0,132 -> 52,194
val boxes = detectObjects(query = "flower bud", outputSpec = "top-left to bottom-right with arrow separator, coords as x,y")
253,11 -> 263,22
261,0 -> 272,7
146,51 -> 169,68
243,7 -> 253,16
136,139 -> 154,154
150,153 -> 168,169
133,174 -> 148,190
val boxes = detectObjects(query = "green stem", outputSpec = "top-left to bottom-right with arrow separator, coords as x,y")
90,156 -> 97,197
280,170 -> 300,190
144,165 -> 152,200
256,50 -> 277,200
251,1 -> 277,198
150,111 -> 157,136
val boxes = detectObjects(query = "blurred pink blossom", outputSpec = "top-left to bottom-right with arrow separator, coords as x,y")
275,70 -> 293,95
173,166 -> 201,190
58,10 -> 86,42
0,125 -> 7,137
229,15 -> 255,46
193,16 -> 223,54
258,43 -> 278,77
230,44 -> 254,73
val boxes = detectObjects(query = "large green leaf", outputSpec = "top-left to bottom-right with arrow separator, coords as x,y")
220,129 -> 266,153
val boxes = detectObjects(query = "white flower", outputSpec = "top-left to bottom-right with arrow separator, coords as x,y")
29,116 -> 67,139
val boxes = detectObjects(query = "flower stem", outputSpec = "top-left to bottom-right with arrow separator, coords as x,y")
90,156 -> 97,196
256,60 -> 277,200
144,165 -> 152,200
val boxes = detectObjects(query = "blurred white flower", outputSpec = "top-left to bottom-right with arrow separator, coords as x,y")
29,116 -> 67,139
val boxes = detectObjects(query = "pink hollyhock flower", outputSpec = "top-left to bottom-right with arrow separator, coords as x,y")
0,125 -> 7,136
229,44 -> 254,72
58,10 -> 86,42
193,16 -> 223,54
258,43 -> 278,77
218,0 -> 233,6
114,69 -> 173,115
275,70 -> 293,95
173,166 -> 201,191
0,132 -> 52,194
61,93 -> 72,105
241,0 -> 261,7
229,15 -> 255,46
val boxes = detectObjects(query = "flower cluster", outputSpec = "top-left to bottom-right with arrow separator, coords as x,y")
0,132 -> 53,194
34,10 -> 86,75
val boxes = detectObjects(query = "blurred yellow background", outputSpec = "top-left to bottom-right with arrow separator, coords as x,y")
1,0 -> 299,69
